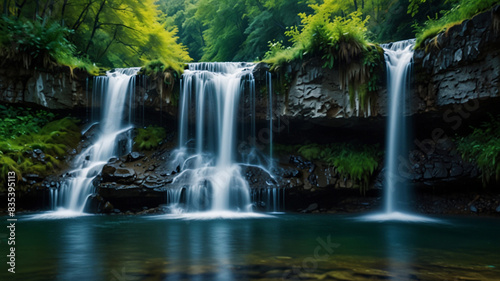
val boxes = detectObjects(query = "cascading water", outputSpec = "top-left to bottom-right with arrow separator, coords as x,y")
170,62 -> 256,213
363,39 -> 435,222
51,68 -> 140,214
382,39 -> 415,214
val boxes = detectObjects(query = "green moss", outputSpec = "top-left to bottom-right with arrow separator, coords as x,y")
415,0 -> 500,49
134,126 -> 167,151
138,60 -> 181,106
278,142 -> 382,194
456,114 -> 500,187
0,112 -> 80,192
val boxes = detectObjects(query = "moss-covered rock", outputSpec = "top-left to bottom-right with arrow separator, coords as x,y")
0,110 -> 80,192
134,126 -> 167,151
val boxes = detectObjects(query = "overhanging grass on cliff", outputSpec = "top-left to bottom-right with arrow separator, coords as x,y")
415,0 -> 500,49
0,105 -> 80,192
262,4 -> 384,112
276,142 -> 382,194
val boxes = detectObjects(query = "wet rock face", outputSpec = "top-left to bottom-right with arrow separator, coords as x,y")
286,60 -> 354,119
414,5 -> 500,109
408,141 -> 479,184
101,163 -> 137,184
252,59 -> 385,125
0,67 -> 88,109
94,150 -> 175,212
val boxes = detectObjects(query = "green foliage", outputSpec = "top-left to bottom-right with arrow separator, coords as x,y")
0,107 -> 80,192
0,16 -> 97,73
415,0 -> 500,49
456,115 -> 500,187
263,5 -> 383,112
159,0 -> 312,62
0,105 -> 55,140
2,0 -> 191,72
140,60 -> 169,76
278,142 -> 382,194
134,126 -> 167,151
408,0 -> 428,17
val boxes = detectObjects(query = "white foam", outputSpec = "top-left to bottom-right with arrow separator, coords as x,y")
147,211 -> 274,220
26,209 -> 91,220
359,211 -> 440,223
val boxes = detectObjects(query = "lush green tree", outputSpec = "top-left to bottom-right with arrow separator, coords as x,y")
160,0 -> 312,62
1,0 -> 191,71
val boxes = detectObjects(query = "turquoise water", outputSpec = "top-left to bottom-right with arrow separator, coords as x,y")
4,214 -> 500,280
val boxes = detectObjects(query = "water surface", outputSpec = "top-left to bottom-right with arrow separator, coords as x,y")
6,214 -> 500,280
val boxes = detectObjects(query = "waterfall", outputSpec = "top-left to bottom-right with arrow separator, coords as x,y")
51,68 -> 140,214
251,187 -> 286,213
171,62 -> 256,212
382,39 -> 415,214
267,71 -> 273,169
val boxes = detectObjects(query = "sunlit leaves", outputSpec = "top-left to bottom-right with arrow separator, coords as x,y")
2,0 -> 191,71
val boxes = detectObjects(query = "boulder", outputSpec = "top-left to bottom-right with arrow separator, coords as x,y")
101,163 -> 137,184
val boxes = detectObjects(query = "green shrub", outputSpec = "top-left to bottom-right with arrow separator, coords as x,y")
278,142 -> 381,194
0,110 -> 81,192
0,105 -> 55,140
456,114 -> 500,187
415,0 -> 500,49
0,16 -> 98,74
134,126 -> 167,151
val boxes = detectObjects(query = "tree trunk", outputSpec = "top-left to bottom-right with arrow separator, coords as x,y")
34,0 -> 39,20
72,0 -> 94,32
40,0 -> 54,24
60,0 -> 68,25
353,0 -> 358,11
15,0 -> 26,18
3,0 -> 8,16
97,26 -> 117,61
85,0 -> 106,53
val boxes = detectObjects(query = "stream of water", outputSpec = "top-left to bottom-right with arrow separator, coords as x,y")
49,68 -> 140,216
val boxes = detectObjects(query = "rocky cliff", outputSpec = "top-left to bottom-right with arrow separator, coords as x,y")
414,5 -> 500,109
0,67 -> 88,109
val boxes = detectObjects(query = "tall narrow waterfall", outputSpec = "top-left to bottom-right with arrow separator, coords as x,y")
51,68 -> 140,214
382,39 -> 415,214
171,62 -> 256,212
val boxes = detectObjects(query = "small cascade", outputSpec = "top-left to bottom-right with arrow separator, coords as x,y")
51,68 -> 140,214
251,187 -> 286,213
267,72 -> 273,169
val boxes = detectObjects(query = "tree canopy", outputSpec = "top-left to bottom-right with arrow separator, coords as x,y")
1,0 -> 191,72
2,0 -> 498,69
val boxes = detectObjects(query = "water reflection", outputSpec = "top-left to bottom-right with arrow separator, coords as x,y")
56,221 -> 100,281
14,214 -> 500,281
383,223 -> 414,279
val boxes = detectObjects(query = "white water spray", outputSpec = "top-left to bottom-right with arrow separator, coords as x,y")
50,68 -> 139,215
171,62 -> 256,212
363,39 -> 437,222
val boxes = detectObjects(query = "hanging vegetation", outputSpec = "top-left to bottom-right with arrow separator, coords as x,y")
262,2 -> 384,112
